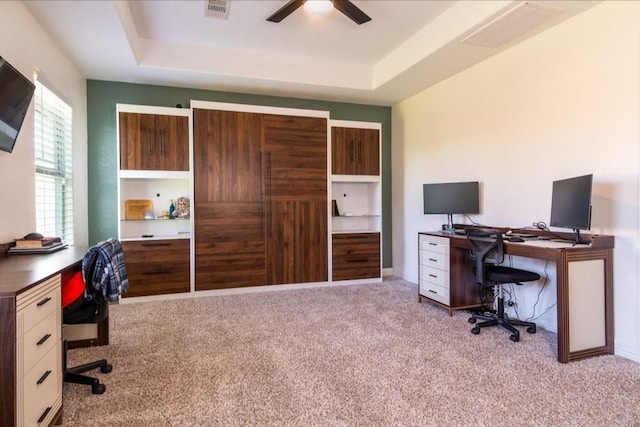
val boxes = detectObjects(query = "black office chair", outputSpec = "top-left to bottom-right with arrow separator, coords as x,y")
465,228 -> 539,342
63,250 -> 112,394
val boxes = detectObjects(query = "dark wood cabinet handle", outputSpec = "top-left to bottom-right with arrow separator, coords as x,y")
158,129 -> 164,156
147,128 -> 152,156
140,242 -> 172,247
267,151 -> 272,236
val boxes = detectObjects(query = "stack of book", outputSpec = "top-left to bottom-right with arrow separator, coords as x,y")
9,237 -> 67,254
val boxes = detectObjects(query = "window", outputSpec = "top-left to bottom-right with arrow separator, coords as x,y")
34,79 -> 74,244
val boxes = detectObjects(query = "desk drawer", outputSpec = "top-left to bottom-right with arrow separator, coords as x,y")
21,344 -> 62,427
419,235 -> 449,254
21,310 -> 60,374
419,280 -> 449,305
420,265 -> 449,288
16,276 -> 60,334
419,250 -> 448,270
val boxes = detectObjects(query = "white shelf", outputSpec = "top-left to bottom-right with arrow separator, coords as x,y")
331,174 -> 380,183
120,170 -> 189,179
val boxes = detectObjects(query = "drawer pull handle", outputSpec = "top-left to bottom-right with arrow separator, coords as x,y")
37,370 -> 52,385
37,334 -> 52,346
428,290 -> 437,294
142,270 -> 171,275
37,297 -> 52,307
141,243 -> 172,247
428,258 -> 437,262
38,407 -> 52,424
428,274 -> 438,278
428,242 -> 437,246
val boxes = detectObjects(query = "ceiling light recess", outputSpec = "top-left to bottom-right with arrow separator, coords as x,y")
460,1 -> 565,48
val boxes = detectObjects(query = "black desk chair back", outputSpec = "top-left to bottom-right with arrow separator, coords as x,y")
63,249 -> 112,394
466,228 -> 539,342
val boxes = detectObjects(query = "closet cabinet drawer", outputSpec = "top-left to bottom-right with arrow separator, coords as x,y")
122,239 -> 190,297
332,232 -> 381,281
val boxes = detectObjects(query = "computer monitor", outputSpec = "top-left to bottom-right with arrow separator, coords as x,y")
550,174 -> 593,244
423,181 -> 479,232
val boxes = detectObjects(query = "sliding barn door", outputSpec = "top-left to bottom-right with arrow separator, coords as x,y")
193,109 -> 265,290
263,114 -> 328,285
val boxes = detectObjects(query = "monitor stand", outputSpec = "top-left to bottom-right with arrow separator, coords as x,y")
446,213 -> 455,233
572,228 -> 590,246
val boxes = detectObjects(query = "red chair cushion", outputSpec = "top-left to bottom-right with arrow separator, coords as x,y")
62,271 -> 85,308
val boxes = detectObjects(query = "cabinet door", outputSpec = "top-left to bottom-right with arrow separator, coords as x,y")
155,114 -> 189,171
331,127 -> 356,175
193,109 -> 266,290
194,202 -> 265,290
264,114 -> 328,284
119,112 -> 156,170
121,239 -> 190,296
354,128 -> 380,175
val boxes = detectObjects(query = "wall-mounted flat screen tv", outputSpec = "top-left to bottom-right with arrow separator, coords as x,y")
0,56 -> 35,153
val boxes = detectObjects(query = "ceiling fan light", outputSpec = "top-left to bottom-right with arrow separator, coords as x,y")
304,0 -> 333,15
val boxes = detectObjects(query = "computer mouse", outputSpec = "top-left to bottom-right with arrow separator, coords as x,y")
507,237 -> 525,243
23,232 -> 44,240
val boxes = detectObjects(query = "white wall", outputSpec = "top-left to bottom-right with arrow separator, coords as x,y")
392,1 -> 640,361
0,1 -> 87,246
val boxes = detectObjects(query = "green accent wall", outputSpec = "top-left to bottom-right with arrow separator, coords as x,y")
87,80 -> 392,268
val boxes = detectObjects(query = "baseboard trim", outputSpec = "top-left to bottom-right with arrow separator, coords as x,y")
119,277 -> 387,304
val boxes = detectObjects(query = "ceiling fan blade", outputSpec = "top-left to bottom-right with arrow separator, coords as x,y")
266,0 -> 305,23
332,0 -> 371,25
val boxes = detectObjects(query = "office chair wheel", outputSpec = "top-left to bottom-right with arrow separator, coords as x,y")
468,317 -> 477,324
101,363 -> 113,374
91,383 -> 106,395
509,334 -> 519,342
526,326 -> 537,334
471,326 -> 480,335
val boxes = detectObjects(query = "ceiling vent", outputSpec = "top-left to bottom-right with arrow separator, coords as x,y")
460,1 -> 565,48
205,0 -> 231,20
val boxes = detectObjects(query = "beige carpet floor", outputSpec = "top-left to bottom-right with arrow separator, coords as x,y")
63,278 -> 640,426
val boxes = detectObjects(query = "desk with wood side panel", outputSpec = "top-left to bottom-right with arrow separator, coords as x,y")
418,228 -> 614,363
0,246 -> 88,426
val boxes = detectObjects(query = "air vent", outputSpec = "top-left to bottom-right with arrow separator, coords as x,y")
205,0 -> 231,20
460,1 -> 564,48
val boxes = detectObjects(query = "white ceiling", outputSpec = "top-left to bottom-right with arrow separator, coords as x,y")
23,0 -> 599,106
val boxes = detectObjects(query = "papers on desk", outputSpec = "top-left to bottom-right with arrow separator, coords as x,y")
518,240 -> 586,248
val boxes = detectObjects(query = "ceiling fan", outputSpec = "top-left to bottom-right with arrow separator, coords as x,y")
266,0 -> 372,25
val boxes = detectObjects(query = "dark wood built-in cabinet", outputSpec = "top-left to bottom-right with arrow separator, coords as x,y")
119,112 -> 189,171
330,121 -> 382,281
193,106 -> 328,291
332,127 -> 380,176
117,105 -> 192,298
121,239 -> 190,297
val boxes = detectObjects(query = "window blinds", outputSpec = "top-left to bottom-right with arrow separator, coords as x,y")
34,80 -> 74,244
